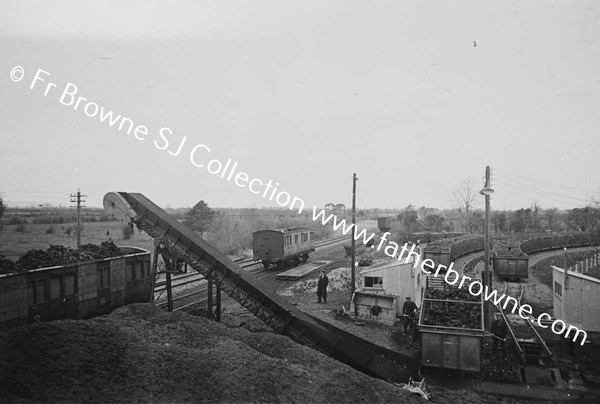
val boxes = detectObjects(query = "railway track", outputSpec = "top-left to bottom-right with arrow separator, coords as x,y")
496,280 -> 556,366
154,234 -> 353,311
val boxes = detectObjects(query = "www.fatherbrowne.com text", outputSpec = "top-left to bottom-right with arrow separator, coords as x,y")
11,65 -> 587,346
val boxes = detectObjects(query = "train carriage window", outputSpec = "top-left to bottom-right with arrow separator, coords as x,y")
143,261 -> 150,278
64,275 -> 75,296
36,279 -> 48,303
301,233 -> 308,243
50,278 -> 61,300
294,234 -> 298,244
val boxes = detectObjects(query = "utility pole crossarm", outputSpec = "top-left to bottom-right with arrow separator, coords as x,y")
70,189 -> 87,248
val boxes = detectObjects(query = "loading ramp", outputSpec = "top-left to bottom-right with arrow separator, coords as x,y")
103,192 -> 417,383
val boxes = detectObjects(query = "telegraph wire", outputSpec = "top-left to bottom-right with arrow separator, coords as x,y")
495,178 -> 593,204
494,182 -> 586,209
493,167 -> 600,196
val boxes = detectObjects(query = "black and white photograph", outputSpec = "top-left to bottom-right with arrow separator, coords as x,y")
1,1 -> 600,403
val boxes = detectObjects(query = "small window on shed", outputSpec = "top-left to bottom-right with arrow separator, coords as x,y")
365,277 -> 383,288
301,233 -> 308,242
50,278 -> 61,300
554,281 -> 562,297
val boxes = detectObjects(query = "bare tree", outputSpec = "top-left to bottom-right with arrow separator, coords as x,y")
450,177 -> 480,233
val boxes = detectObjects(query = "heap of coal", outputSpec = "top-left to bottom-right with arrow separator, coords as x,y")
0,241 -> 123,274
0,304 -> 522,403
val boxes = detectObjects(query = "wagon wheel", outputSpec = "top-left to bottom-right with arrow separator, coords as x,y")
302,253 -> 309,263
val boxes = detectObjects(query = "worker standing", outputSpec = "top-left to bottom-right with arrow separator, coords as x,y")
402,297 -> 418,334
316,271 -> 329,304
491,313 -> 508,360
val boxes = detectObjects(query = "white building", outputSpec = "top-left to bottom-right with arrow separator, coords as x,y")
552,265 -> 600,335
351,253 -> 424,325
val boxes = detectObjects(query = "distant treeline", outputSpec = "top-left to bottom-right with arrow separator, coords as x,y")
383,205 -> 600,240
1,208 -> 112,225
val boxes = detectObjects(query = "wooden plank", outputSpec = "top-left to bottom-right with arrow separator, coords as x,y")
110,257 -> 127,307
276,260 -> 333,281
77,262 -> 98,302
0,273 -> 27,324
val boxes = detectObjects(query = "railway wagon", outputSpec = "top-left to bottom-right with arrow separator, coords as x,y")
493,253 -> 528,281
377,216 -> 395,232
493,233 -> 600,281
0,246 -> 152,330
418,276 -> 485,372
493,242 -> 529,281
253,227 -> 315,269
422,236 -> 484,270
520,232 -> 600,255
406,232 -> 465,244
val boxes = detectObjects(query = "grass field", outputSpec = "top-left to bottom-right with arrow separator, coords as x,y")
534,250 -> 600,288
0,208 -> 370,262
0,221 -> 155,261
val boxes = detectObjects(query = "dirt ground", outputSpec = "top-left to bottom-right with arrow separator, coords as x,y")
1,303 -> 532,404
3,243 -> 599,403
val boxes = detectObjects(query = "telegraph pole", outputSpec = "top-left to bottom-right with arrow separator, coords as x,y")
483,166 -> 491,287
350,173 -> 358,299
479,166 -> 494,330
70,189 -> 86,248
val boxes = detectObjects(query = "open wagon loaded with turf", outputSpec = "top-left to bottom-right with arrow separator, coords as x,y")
492,238 -> 529,281
417,276 -> 485,373
422,235 -> 484,270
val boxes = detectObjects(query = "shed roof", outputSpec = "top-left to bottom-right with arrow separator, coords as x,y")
359,258 -> 412,275
253,227 -> 314,235
551,265 -> 600,285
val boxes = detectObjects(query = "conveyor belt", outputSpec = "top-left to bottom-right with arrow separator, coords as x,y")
103,192 -> 417,383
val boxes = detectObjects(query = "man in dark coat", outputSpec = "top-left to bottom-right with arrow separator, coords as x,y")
317,271 -> 329,303
491,313 -> 508,359
401,297 -> 418,334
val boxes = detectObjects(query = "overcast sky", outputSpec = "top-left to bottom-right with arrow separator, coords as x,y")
1,1 -> 599,211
